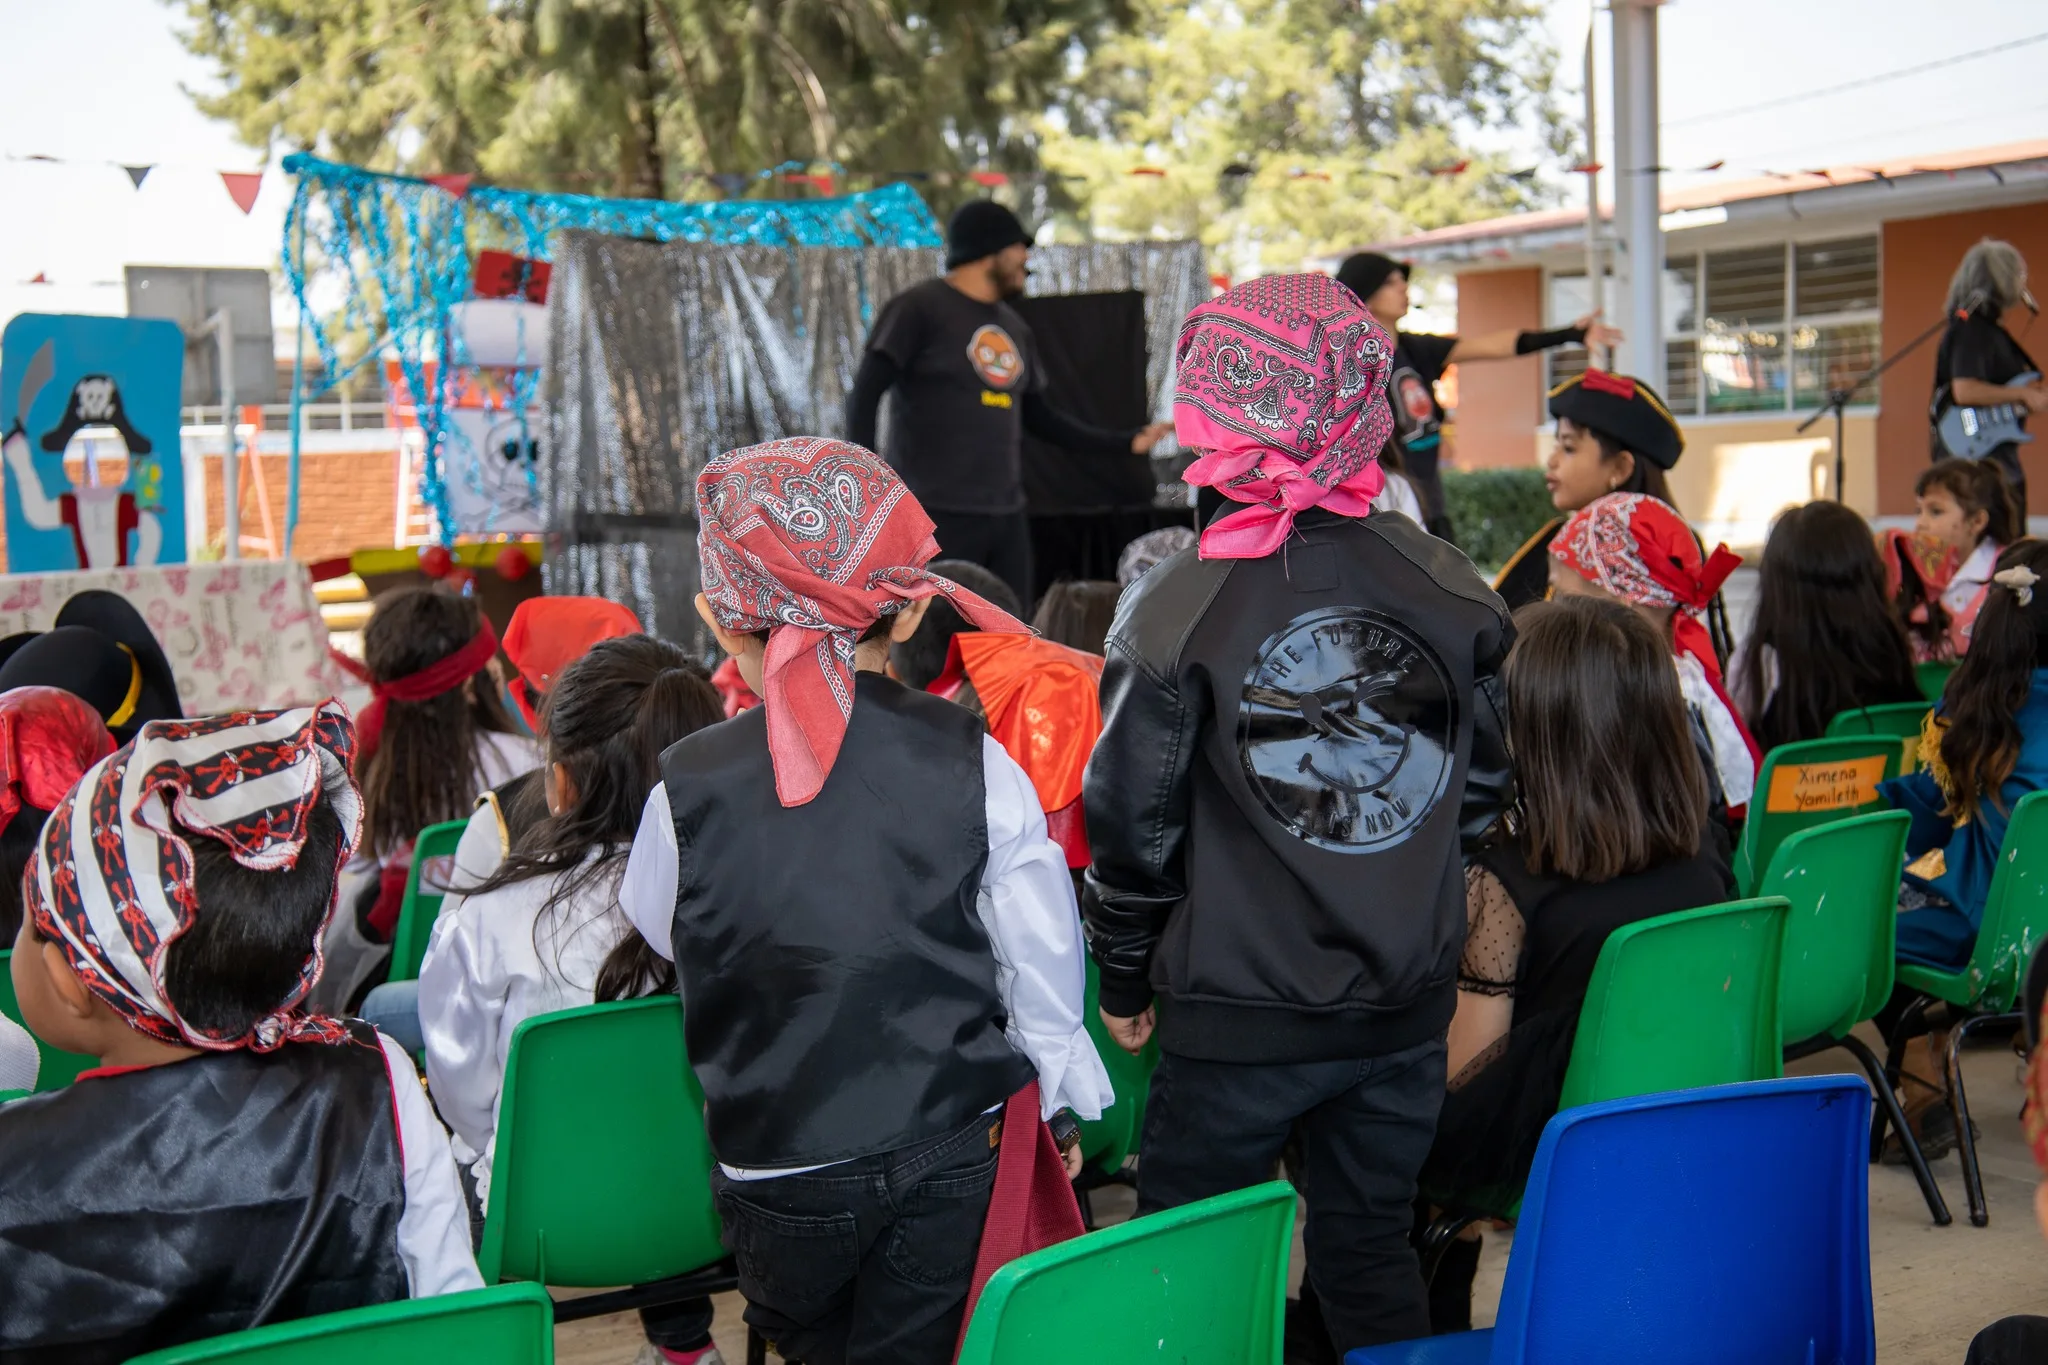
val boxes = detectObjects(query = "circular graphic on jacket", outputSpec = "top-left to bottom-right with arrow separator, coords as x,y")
966,324 -> 1025,390
1239,607 -> 1457,852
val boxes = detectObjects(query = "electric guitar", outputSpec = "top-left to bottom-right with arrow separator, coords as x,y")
1934,371 -> 2039,459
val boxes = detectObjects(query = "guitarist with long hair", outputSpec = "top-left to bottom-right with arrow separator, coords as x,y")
1932,238 -> 2047,516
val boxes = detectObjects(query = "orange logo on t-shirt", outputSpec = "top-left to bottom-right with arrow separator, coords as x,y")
967,324 -> 1025,391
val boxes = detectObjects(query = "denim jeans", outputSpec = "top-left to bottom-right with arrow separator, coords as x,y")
358,979 -> 423,1055
711,1110 -> 1003,1365
1135,1037 -> 1447,1355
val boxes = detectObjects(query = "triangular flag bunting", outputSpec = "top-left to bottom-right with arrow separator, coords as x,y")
124,164 -> 153,190
427,173 -> 473,198
220,171 -> 263,214
26,272 -> 48,285
969,170 -> 1008,187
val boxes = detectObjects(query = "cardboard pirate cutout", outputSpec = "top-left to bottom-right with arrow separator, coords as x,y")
0,314 -> 186,572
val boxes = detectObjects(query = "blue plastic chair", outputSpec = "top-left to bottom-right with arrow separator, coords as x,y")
1350,1077 -> 1875,1365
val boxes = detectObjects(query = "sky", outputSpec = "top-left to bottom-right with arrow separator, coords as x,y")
0,0 -> 2043,343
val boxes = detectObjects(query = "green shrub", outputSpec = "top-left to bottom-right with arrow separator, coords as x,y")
1443,466 -> 1554,574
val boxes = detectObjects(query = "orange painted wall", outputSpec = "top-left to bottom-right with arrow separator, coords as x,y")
1449,267 -> 1545,469
1878,204 -> 2048,516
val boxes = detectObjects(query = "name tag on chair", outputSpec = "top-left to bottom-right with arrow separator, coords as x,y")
1765,756 -> 1887,814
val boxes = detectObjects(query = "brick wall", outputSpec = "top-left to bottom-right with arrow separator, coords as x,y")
196,447 -> 404,562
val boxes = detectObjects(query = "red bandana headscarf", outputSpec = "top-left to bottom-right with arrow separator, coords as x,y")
696,437 -> 1028,806
1550,492 -> 1743,684
0,686 -> 115,838
356,612 -> 499,759
501,596 -> 643,731
1174,273 -> 1395,560
26,702 -> 364,1052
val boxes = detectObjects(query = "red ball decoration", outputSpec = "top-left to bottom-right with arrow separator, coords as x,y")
418,544 -> 454,579
446,566 -> 478,594
496,545 -> 533,582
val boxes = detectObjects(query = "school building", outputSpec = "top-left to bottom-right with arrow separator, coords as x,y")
1369,139 -> 2048,543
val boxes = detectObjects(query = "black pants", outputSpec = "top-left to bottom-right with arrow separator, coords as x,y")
1967,1316 -> 2048,1364
712,1111 -> 1002,1365
928,508 -> 1034,610
1136,1037 -> 1447,1355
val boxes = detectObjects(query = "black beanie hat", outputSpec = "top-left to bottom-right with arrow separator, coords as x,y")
1334,252 -> 1409,305
946,200 -> 1032,270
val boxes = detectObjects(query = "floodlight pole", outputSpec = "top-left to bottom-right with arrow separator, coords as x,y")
1611,0 -> 1665,390
198,308 -> 241,561
1583,25 -> 1605,367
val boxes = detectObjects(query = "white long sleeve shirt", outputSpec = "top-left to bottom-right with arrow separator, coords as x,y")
619,732 -> 1112,1178
417,849 -> 631,1207
374,1030 -> 488,1296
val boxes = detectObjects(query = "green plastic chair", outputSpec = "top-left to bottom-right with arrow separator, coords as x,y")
1917,660 -> 1957,704
955,1180 -> 1294,1365
0,1090 -> 25,1104
477,995 -> 754,1350
1756,811 -> 1949,1224
122,1282 -> 554,1363
1556,897 -> 1789,1111
1733,736 -> 1902,895
0,948 -> 94,1090
1826,700 -> 1933,774
1074,958 -> 1158,1222
387,818 -> 470,984
1421,897 -> 1791,1270
1888,789 -> 2048,1227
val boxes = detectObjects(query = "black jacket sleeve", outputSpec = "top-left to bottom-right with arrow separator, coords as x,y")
1458,595 -> 1517,851
1021,392 -> 1139,457
1081,579 -> 1207,1018
844,351 -> 900,452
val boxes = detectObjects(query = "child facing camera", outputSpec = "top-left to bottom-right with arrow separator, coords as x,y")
0,705 -> 478,1362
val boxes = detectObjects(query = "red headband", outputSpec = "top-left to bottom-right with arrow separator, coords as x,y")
356,614 -> 500,758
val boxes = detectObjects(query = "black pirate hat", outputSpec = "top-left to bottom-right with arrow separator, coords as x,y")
40,374 -> 152,456
0,591 -> 182,743
1547,368 -> 1685,470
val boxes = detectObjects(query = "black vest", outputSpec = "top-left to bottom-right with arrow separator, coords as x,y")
664,672 -> 1034,1168
0,1025 -> 408,1364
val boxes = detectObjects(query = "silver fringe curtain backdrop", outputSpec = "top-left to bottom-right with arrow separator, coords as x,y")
542,232 -> 1207,651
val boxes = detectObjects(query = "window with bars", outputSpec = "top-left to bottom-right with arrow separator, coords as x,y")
1543,235 -> 1879,422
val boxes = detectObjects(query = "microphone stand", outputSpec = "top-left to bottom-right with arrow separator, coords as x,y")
1796,313 -> 1948,503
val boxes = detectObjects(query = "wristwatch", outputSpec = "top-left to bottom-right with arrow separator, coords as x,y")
1047,1107 -> 1082,1153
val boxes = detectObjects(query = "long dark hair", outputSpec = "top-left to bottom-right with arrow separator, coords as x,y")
1738,502 -> 1920,750
1031,580 -> 1120,654
360,588 -> 519,858
1505,596 -> 1707,882
1937,540 -> 2048,824
468,635 -> 722,1001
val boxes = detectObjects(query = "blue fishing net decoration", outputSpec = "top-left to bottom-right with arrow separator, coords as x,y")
279,153 -> 942,545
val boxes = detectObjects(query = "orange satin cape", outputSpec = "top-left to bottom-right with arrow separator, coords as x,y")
931,633 -> 1104,868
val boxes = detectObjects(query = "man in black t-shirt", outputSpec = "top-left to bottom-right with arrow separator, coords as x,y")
1931,239 -> 2047,516
847,201 -> 1171,604
1335,253 -> 1620,541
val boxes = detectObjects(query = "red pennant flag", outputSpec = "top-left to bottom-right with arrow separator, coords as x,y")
427,173 -> 473,198
1427,160 -> 1471,176
812,172 -> 836,195
1209,273 -> 1232,292
1568,161 -> 1603,174
1128,166 -> 1167,177
1699,159 -> 1726,171
26,272 -> 49,284
123,165 -> 153,189
220,171 -> 263,214
970,170 -> 1009,187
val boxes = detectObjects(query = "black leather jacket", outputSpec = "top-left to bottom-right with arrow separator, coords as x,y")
1082,509 -> 1513,1064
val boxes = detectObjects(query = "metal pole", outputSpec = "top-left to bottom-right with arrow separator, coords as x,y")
213,308 -> 240,561
1583,22 -> 1605,366
1612,0 -> 1666,389
284,206 -> 308,559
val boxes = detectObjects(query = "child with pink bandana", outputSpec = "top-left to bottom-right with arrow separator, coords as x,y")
1082,274 -> 1515,1355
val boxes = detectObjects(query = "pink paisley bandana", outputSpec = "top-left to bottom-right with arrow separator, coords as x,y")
26,702 -> 364,1052
1550,492 -> 1743,682
1174,274 -> 1395,559
696,437 -> 1028,806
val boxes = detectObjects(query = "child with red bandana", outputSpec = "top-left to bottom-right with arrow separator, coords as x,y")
618,436 -> 1110,1363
